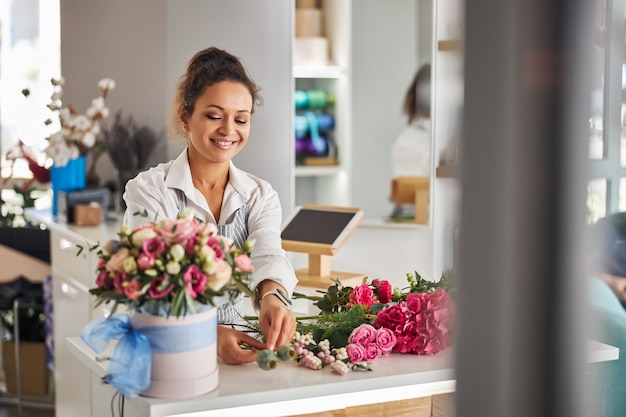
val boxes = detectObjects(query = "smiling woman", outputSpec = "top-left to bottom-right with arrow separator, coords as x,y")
122,46 -> 299,367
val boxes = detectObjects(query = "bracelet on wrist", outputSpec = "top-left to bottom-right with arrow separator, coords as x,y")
260,288 -> 292,308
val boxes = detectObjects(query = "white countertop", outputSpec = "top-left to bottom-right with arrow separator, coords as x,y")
67,336 -> 455,417
25,208 -> 123,244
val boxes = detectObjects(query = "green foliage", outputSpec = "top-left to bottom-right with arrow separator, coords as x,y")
293,277 -> 366,314
404,269 -> 455,294
296,305 -> 370,348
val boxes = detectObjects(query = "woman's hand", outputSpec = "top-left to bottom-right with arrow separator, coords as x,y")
257,283 -> 297,351
217,325 -> 266,365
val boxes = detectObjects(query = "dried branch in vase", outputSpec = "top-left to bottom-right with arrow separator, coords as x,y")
102,111 -> 158,172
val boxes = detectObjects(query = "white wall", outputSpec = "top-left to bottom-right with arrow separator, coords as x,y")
351,0 -> 419,220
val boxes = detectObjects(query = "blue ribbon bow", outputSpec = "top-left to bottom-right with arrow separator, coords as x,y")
80,313 -> 217,398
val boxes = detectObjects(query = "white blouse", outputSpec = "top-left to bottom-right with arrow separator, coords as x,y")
122,148 -> 298,305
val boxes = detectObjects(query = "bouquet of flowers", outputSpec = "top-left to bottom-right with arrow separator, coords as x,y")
248,270 -> 455,376
87,208 -> 255,317
26,76 -> 116,167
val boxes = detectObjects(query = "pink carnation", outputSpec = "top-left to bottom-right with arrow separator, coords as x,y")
375,280 -> 393,304
374,302 -> 410,333
406,292 -> 426,314
427,289 -> 451,311
349,284 -> 374,308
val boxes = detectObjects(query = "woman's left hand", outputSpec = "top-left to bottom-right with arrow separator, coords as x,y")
258,286 -> 297,351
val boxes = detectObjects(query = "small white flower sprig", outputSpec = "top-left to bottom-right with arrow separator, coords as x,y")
255,326 -> 394,376
23,77 -> 116,167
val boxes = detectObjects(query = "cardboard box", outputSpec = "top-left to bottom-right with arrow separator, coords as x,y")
73,203 -> 102,226
57,187 -> 110,224
2,341 -> 50,396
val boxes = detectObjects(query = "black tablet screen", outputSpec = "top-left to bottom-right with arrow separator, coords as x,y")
281,209 -> 357,245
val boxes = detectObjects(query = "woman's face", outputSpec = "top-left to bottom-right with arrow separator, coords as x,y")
185,81 -> 253,165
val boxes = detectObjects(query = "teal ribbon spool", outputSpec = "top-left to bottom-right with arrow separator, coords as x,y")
294,89 -> 334,110
306,89 -> 327,109
295,90 -> 310,109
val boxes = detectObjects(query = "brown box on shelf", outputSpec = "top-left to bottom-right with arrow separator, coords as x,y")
73,203 -> 102,226
2,341 -> 50,396
303,156 -> 338,166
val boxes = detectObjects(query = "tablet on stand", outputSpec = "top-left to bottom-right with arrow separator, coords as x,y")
281,204 -> 366,289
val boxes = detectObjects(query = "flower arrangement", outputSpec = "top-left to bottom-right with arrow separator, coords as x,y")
24,77 -> 116,167
86,208 -> 255,317
248,270 -> 455,376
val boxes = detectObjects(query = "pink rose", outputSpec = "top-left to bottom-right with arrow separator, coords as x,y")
375,280 -> 393,304
345,343 -> 366,363
374,327 -> 397,353
349,284 -> 374,308
348,323 -> 376,346
123,280 -> 142,300
148,276 -> 175,299
205,259 -> 232,291
183,264 -> 207,298
234,254 -> 253,273
136,252 -> 155,270
158,218 -> 199,244
364,343 -> 382,361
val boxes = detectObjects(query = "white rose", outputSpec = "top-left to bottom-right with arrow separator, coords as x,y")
131,228 -> 157,247
199,245 -> 216,262
205,260 -> 233,292
178,207 -> 196,221
166,261 -> 181,275
170,244 -> 185,261
202,259 -> 218,276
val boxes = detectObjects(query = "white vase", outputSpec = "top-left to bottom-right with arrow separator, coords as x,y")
130,307 -> 219,399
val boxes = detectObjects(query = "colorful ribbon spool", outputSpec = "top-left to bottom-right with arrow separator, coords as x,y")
294,89 -> 335,110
